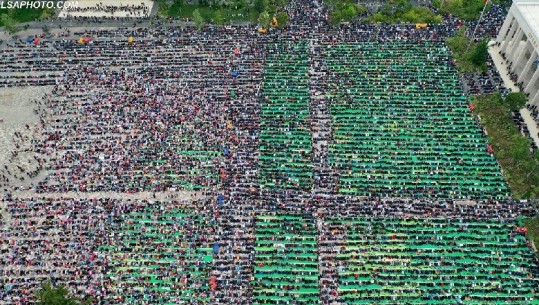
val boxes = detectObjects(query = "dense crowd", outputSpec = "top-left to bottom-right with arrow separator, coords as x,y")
63,2 -> 151,18
1,0 -> 538,304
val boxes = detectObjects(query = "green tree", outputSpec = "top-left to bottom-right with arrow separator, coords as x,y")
39,8 -> 55,20
372,12 -> 388,23
340,4 -> 358,21
258,11 -> 270,28
214,9 -> 225,25
232,0 -> 246,9
395,0 -> 413,15
193,8 -> 204,29
504,92 -> 527,111
403,8 -> 420,22
254,0 -> 268,13
509,136 -> 531,161
437,0 -> 488,21
432,14 -> 443,23
1,14 -> 17,33
36,282 -> 92,305
470,39 -> 489,67
356,5 -> 367,16
157,0 -> 171,17
275,11 -> 288,28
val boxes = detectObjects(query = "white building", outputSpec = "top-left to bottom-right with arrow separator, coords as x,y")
497,0 -> 539,106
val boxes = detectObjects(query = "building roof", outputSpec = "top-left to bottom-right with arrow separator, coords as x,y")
513,0 -> 539,50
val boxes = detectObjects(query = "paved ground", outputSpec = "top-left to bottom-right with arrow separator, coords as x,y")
11,190 -> 208,201
488,41 -> 519,92
0,87 -> 52,191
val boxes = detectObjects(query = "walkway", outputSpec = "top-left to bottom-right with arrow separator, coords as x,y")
9,190 -> 206,201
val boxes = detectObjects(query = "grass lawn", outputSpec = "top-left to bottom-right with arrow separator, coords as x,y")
472,94 -> 539,199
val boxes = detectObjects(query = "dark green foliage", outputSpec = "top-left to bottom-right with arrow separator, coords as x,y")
327,0 -> 367,25
160,0 -> 288,25
446,28 -> 489,72
36,282 -> 92,305
275,11 -> 289,28
504,92 -> 527,111
258,11 -> 270,27
0,14 -> 17,33
470,39 -> 489,67
364,0 -> 441,24
434,0 -> 493,21
254,0 -> 269,13
0,6 -> 53,30
524,216 -> 539,256
193,8 -> 204,29
473,94 -> 539,199
214,9 -> 225,25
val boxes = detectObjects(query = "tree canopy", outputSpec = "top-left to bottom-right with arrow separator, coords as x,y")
258,11 -> 271,28
470,39 -> 489,67
504,92 -> 527,111
193,8 -> 204,29
1,14 -> 17,33
446,27 -> 489,72
36,282 -> 93,305
254,0 -> 269,13
434,0 -> 492,21
275,12 -> 289,28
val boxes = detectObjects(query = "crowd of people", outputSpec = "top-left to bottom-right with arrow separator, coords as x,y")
0,196 -> 222,304
1,0 -> 538,304
319,216 -> 539,304
62,2 -> 151,18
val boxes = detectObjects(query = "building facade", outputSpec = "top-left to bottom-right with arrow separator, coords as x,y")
497,0 -> 539,106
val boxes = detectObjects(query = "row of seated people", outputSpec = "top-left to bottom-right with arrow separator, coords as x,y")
0,25 -> 259,87
324,42 -> 509,199
461,56 -> 507,95
320,196 -> 533,219
252,213 -> 319,305
17,29 -> 268,193
98,200 -> 216,304
319,217 -> 539,304
0,40 -> 64,87
1,196 -> 109,304
0,196 -> 218,305
1,28 -> 514,200
258,41 -> 313,191
63,2 -> 151,17
1,194 -> 536,304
